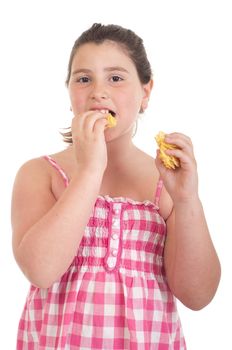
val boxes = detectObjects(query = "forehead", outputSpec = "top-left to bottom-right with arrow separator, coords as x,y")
71,41 -> 135,70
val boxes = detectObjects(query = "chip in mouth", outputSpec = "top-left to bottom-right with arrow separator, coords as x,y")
106,112 -> 117,128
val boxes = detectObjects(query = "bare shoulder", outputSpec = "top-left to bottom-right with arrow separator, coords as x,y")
12,155 -> 56,211
12,147 -> 71,205
13,156 -> 52,189
12,150 -> 66,187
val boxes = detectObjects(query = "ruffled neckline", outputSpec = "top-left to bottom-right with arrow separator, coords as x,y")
97,194 -> 159,209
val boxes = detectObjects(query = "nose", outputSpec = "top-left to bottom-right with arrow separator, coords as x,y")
90,81 -> 109,101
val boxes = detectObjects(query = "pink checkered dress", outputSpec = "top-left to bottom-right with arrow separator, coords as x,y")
16,155 -> 186,350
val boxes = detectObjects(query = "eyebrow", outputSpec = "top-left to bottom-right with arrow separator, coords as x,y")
72,66 -> 129,75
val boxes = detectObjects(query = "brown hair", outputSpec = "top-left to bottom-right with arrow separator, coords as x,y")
62,23 -> 152,143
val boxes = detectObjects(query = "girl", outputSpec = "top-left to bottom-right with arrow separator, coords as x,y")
12,23 -> 221,349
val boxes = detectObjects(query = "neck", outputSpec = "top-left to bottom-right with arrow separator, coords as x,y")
68,129 -> 138,173
105,132 -> 137,170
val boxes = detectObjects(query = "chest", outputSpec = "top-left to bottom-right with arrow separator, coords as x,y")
99,168 -> 158,203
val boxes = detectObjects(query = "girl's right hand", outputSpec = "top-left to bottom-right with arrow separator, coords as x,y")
71,110 -> 108,175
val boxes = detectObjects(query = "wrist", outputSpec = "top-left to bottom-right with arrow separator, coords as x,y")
72,166 -> 104,183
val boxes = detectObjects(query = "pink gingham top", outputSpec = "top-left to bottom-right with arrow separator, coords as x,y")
16,155 -> 186,350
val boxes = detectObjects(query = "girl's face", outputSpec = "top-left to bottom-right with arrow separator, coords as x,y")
68,41 -> 152,139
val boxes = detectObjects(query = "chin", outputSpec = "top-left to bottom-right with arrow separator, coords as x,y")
105,134 -> 116,143
104,128 -> 116,141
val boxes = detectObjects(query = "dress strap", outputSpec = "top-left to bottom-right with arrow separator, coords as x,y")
154,178 -> 163,207
44,155 -> 69,187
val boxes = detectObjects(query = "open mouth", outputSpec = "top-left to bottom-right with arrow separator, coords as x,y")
109,110 -> 116,117
91,109 -> 116,118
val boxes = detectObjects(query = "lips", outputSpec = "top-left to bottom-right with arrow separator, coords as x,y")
90,108 -> 116,117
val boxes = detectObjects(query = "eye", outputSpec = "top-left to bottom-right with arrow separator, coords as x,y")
76,76 -> 90,83
110,75 -> 123,82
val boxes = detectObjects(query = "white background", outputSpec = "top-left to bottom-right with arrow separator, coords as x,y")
0,0 -> 231,348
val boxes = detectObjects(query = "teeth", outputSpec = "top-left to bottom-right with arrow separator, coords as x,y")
97,109 -> 116,117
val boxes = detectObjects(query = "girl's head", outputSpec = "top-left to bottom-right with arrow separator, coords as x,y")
65,23 -> 152,86
63,23 -> 153,143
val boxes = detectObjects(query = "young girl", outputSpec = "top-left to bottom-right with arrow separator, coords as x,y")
12,23 -> 221,349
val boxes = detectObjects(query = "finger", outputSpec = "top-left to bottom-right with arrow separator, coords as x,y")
72,110 -> 94,130
164,135 -> 194,157
71,112 -> 92,139
165,133 -> 193,148
94,118 -> 108,136
165,132 -> 192,142
165,148 -> 196,169
74,111 -> 107,138
83,111 -> 107,135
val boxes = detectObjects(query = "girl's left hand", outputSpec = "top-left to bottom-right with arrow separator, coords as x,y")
155,132 -> 199,203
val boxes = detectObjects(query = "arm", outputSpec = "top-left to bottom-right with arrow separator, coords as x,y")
156,133 -> 221,310
12,159 -> 103,289
12,111 -> 108,288
164,198 -> 220,310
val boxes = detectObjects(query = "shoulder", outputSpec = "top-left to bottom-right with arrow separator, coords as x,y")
15,147 -> 71,178
13,148 -> 71,197
12,157 -> 53,208
12,147 -> 67,191
14,156 -> 50,184
134,147 -> 157,171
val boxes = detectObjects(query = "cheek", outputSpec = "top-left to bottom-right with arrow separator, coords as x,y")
127,87 -> 144,108
69,90 -> 86,112
119,89 -> 141,111
126,94 -> 143,114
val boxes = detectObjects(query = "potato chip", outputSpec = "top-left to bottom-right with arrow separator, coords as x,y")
106,113 -> 117,128
155,131 -> 180,169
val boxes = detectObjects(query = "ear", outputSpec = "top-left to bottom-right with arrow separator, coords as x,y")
141,79 -> 153,112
